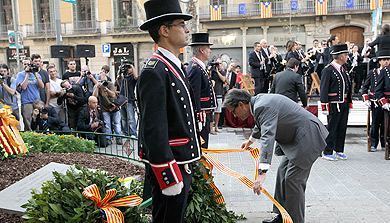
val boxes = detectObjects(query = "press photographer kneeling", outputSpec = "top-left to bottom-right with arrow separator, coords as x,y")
77,96 -> 108,147
31,99 -> 70,131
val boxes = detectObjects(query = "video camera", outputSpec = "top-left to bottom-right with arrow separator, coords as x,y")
26,63 -> 39,73
120,57 -> 133,77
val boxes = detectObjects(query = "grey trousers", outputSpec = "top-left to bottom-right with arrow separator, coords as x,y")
21,103 -> 33,131
273,156 -> 313,223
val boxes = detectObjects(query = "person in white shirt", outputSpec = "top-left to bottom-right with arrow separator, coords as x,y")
48,66 -> 66,122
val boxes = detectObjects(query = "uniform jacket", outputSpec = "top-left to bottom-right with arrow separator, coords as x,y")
362,68 -> 382,101
270,69 -> 307,107
136,50 -> 201,190
187,58 -> 217,113
320,62 -> 352,104
375,66 -> 390,102
249,51 -> 266,78
250,94 -> 328,169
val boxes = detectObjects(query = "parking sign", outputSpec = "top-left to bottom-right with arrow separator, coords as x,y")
102,44 -> 110,57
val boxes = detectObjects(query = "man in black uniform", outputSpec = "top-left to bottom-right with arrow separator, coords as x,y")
137,0 -> 201,222
187,33 -> 217,149
362,51 -> 390,152
320,44 -> 352,161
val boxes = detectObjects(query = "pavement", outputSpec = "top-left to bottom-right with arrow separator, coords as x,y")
207,127 -> 390,223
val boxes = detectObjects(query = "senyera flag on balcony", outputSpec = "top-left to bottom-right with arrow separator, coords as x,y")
370,0 -> 383,10
261,2 -> 272,18
60,0 -> 76,4
316,0 -> 328,15
210,5 -> 222,21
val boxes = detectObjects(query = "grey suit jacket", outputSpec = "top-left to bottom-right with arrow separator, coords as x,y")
250,94 -> 328,169
270,69 -> 307,107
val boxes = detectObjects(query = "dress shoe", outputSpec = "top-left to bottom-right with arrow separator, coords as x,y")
262,214 -> 282,223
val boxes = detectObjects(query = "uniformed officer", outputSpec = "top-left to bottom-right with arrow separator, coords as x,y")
320,44 -> 352,161
187,33 -> 217,148
362,51 -> 390,151
137,0 -> 201,222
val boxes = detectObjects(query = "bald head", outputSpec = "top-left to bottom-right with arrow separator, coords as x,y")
88,96 -> 98,109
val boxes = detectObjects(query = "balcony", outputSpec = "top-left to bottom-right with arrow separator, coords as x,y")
199,0 -> 390,19
105,18 -> 139,34
23,20 -> 101,37
0,24 -> 15,38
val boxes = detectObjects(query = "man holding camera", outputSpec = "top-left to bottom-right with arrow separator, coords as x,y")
0,64 -> 19,120
118,59 -> 138,137
31,99 -> 70,131
93,73 -> 122,144
77,65 -> 98,98
17,58 -> 44,130
211,59 -> 227,133
77,96 -> 107,147
57,79 -> 86,129
32,54 -> 51,107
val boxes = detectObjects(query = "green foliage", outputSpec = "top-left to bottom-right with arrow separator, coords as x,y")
22,165 -> 146,223
20,131 -> 95,154
185,158 -> 245,223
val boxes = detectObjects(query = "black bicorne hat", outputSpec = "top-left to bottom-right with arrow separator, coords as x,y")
140,0 -> 192,31
330,44 -> 349,55
188,33 -> 213,46
377,50 -> 390,59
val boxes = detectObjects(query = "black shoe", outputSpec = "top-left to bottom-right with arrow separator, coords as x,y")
262,214 -> 282,223
116,138 -> 123,145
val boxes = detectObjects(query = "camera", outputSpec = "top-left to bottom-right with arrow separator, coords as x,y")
65,86 -> 74,94
84,70 -> 92,76
209,61 -> 219,72
38,107 -> 48,115
120,57 -> 133,77
0,73 -> 5,80
26,63 -> 39,73
99,80 -> 109,87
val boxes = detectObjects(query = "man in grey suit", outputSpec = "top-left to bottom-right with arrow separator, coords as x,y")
223,89 -> 328,223
270,58 -> 307,107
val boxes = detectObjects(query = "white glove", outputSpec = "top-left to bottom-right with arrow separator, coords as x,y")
322,110 -> 329,116
198,122 -> 203,132
162,181 -> 183,196
364,100 -> 371,107
383,103 -> 390,111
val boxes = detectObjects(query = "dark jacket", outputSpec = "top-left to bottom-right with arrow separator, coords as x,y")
369,34 -> 390,54
375,66 -> 390,101
322,46 -> 333,66
260,47 -> 271,75
285,51 -> 303,76
31,106 -> 69,131
187,59 -> 217,113
136,50 -> 201,189
270,68 -> 307,107
226,70 -> 237,90
57,84 -> 86,111
363,68 -> 382,101
249,51 -> 266,78
77,105 -> 104,132
320,63 -> 352,104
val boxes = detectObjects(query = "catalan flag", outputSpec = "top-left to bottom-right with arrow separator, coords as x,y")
316,0 -> 328,15
261,2 -> 272,18
210,5 -> 222,21
370,0 -> 383,10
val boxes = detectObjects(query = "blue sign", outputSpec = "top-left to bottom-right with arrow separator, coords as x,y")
239,3 -> 246,14
346,0 -> 354,8
102,44 -> 110,53
291,0 -> 298,10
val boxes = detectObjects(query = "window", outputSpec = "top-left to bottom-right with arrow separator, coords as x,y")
210,0 -> 226,5
78,0 -> 92,21
73,0 -> 97,31
38,0 -> 51,32
0,0 -> 13,35
119,0 -> 132,19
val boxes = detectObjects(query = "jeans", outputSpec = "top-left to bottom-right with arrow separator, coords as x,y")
102,111 -> 121,140
120,102 -> 137,136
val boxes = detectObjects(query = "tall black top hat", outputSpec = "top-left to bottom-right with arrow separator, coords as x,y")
188,33 -> 213,46
330,44 -> 349,55
377,50 -> 390,59
140,0 -> 192,31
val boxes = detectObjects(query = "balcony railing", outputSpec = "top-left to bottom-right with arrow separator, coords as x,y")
106,18 -> 139,33
23,20 -> 101,37
200,0 -> 390,19
0,24 -> 15,38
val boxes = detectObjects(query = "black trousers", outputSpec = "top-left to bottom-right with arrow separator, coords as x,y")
316,64 -> 324,79
370,104 -> 385,148
324,102 -> 349,155
253,76 -> 268,95
146,163 -> 193,223
201,112 -> 212,149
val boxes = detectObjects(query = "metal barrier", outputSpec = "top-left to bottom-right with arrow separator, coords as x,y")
22,130 -> 140,162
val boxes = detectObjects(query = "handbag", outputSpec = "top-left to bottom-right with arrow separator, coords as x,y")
111,94 -> 127,111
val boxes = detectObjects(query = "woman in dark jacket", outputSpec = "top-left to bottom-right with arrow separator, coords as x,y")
285,41 -> 310,76
369,24 -> 390,54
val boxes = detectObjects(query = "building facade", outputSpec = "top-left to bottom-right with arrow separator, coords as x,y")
0,0 -> 389,77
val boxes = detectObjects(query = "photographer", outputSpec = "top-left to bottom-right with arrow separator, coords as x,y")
118,58 -> 138,137
76,65 -> 98,98
31,99 -> 70,131
77,96 -> 108,147
57,79 -> 86,129
31,54 -> 50,107
211,59 -> 227,133
92,73 -> 122,144
0,64 -> 19,121
16,58 -> 44,130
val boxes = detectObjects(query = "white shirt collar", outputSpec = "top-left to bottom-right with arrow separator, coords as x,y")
331,61 -> 342,71
158,47 -> 183,72
193,57 -> 206,70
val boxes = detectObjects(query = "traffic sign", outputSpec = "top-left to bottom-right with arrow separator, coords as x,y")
102,44 -> 110,57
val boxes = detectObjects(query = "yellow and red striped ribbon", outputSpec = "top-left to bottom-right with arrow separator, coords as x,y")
0,106 -> 27,155
202,147 -> 293,223
82,184 -> 143,223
